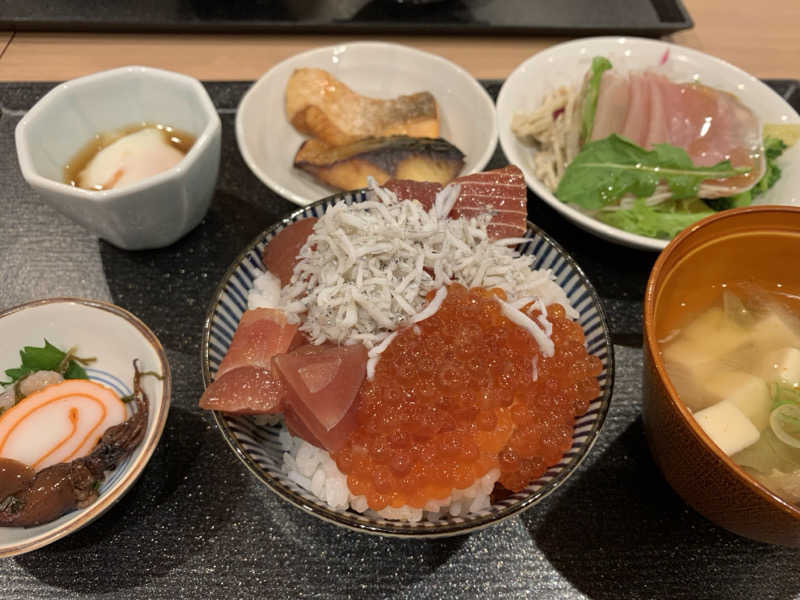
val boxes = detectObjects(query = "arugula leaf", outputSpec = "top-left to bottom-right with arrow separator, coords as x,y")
596,198 -> 715,239
555,134 -> 750,211
580,56 -> 613,142
764,135 -> 788,161
704,191 -> 753,212
753,136 -> 785,195
2,339 -> 89,385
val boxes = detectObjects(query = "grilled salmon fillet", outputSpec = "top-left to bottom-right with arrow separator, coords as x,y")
286,68 -> 440,147
293,135 -> 464,191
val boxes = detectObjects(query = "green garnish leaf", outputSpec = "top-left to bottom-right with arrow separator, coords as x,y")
2,339 -> 91,384
19,340 -> 66,371
2,367 -> 33,384
580,56 -> 613,142
63,360 -> 89,380
555,134 -> 751,211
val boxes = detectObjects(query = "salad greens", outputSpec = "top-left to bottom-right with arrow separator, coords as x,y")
1,340 -> 93,385
555,134 -> 748,211
549,53 -> 797,241
594,198 -> 715,240
555,133 -> 791,240
579,56 -> 612,143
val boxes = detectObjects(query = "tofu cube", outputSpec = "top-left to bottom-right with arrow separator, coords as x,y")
661,314 -> 753,408
693,401 -> 761,456
702,371 -> 771,431
662,338 -> 717,389
759,347 -> 800,385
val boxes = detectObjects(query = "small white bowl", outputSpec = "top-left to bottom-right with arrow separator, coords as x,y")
236,41 -> 498,206
496,36 -> 800,251
0,297 -> 171,557
15,66 -> 222,250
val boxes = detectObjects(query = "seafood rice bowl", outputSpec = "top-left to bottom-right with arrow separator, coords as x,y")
202,166 -> 613,536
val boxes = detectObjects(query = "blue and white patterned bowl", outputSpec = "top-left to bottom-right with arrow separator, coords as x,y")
202,190 -> 614,537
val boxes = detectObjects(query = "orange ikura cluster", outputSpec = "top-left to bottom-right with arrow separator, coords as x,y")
332,284 -> 602,510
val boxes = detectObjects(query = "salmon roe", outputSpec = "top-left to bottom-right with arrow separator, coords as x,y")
331,284 -> 602,510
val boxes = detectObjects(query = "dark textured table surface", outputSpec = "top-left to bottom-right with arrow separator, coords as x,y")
1,80 -> 799,599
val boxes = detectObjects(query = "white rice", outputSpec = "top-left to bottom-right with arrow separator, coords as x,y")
279,427 -> 501,523
247,270 -> 282,310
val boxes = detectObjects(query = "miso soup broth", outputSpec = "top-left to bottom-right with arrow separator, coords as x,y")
64,123 -> 196,191
660,283 -> 800,507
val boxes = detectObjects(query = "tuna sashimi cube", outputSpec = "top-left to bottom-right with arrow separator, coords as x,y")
383,179 -> 442,210
283,404 -> 325,449
262,217 -> 318,286
273,343 -> 368,452
451,165 -> 527,239
216,308 -> 301,378
199,366 -> 287,414
385,165 -> 528,240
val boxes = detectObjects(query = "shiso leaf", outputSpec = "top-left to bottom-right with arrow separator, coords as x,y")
1,339 -> 89,385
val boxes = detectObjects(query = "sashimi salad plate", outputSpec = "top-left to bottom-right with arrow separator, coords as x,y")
201,166 -> 612,536
497,37 -> 800,251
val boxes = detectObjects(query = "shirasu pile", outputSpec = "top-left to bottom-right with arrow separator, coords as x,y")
280,181 -> 577,351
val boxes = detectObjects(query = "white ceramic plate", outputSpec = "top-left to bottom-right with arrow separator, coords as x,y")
496,36 -> 800,252
202,191 -> 613,538
236,41 -> 498,206
0,298 -> 170,556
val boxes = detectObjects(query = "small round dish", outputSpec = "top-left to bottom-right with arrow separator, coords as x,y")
201,191 -> 614,537
235,41 -> 498,206
0,298 -> 170,557
496,36 -> 800,252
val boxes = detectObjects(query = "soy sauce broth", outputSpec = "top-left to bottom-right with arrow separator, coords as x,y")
64,122 -> 196,190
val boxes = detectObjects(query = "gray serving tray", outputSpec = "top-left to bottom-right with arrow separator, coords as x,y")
0,79 -> 798,599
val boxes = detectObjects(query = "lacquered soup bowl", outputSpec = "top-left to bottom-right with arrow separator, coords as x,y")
643,205 -> 800,546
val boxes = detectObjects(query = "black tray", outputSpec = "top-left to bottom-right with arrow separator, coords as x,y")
1,0 -> 692,36
1,78 -> 799,600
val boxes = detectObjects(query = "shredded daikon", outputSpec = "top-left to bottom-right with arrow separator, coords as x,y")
281,181 -> 574,351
